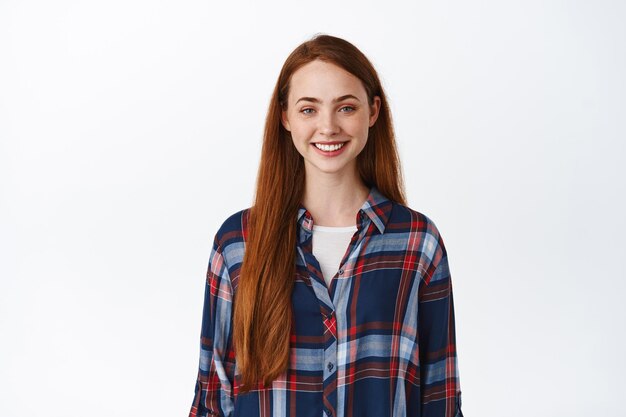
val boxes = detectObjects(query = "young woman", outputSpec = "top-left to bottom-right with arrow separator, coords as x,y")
189,34 -> 463,417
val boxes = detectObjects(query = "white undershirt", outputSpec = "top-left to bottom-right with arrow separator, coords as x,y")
311,224 -> 358,287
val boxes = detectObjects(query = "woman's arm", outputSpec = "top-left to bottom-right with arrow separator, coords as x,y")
189,237 -> 236,417
418,244 -> 464,417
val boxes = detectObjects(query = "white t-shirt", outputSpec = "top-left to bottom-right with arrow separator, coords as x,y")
311,224 -> 358,287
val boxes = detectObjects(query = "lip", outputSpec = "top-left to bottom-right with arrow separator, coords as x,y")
311,141 -> 347,145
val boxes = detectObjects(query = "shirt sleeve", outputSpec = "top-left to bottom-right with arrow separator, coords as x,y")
189,237 -> 236,417
418,245 -> 464,417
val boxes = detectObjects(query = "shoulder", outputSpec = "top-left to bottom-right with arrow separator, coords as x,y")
389,202 -> 448,273
214,207 -> 250,245
389,202 -> 444,242
212,207 -> 251,270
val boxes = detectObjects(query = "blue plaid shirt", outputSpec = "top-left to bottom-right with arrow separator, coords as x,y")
189,185 -> 463,417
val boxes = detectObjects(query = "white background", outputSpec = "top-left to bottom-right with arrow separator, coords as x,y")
1,1 -> 625,416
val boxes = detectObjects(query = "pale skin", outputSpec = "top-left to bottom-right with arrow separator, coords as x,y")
281,60 -> 381,227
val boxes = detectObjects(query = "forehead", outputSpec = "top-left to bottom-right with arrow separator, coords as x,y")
288,60 -> 367,101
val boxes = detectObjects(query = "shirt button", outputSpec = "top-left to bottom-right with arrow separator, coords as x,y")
338,268 -> 344,275
327,362 -> 334,371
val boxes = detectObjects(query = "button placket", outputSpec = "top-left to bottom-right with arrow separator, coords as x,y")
323,311 -> 337,339
323,340 -> 337,377
322,322 -> 338,415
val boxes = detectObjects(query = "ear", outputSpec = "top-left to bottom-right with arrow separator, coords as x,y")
281,108 -> 291,131
368,96 -> 381,127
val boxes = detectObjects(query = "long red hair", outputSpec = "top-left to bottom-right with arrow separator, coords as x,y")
233,33 -> 407,393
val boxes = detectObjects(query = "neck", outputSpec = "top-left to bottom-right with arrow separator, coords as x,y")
301,170 -> 369,227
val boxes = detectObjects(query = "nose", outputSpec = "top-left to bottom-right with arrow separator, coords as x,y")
318,110 -> 340,137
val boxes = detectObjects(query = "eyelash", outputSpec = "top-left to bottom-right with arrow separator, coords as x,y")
301,106 -> 356,115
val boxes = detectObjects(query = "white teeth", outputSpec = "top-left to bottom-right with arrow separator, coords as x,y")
314,142 -> 345,152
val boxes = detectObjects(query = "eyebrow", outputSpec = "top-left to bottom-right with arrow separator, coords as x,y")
295,94 -> 361,105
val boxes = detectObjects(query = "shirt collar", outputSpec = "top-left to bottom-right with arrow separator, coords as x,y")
296,185 -> 393,235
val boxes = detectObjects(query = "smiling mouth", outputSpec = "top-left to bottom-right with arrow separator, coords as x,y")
312,141 -> 347,152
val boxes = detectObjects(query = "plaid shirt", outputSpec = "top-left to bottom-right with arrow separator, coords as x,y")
189,186 -> 463,417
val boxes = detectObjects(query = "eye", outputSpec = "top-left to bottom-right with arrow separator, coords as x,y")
300,108 -> 315,115
339,106 -> 356,113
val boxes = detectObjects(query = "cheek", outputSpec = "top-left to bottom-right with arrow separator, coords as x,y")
290,123 -> 313,140
289,128 -> 310,152
350,117 -> 371,137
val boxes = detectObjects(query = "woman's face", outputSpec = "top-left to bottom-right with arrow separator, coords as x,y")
281,60 -> 380,180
